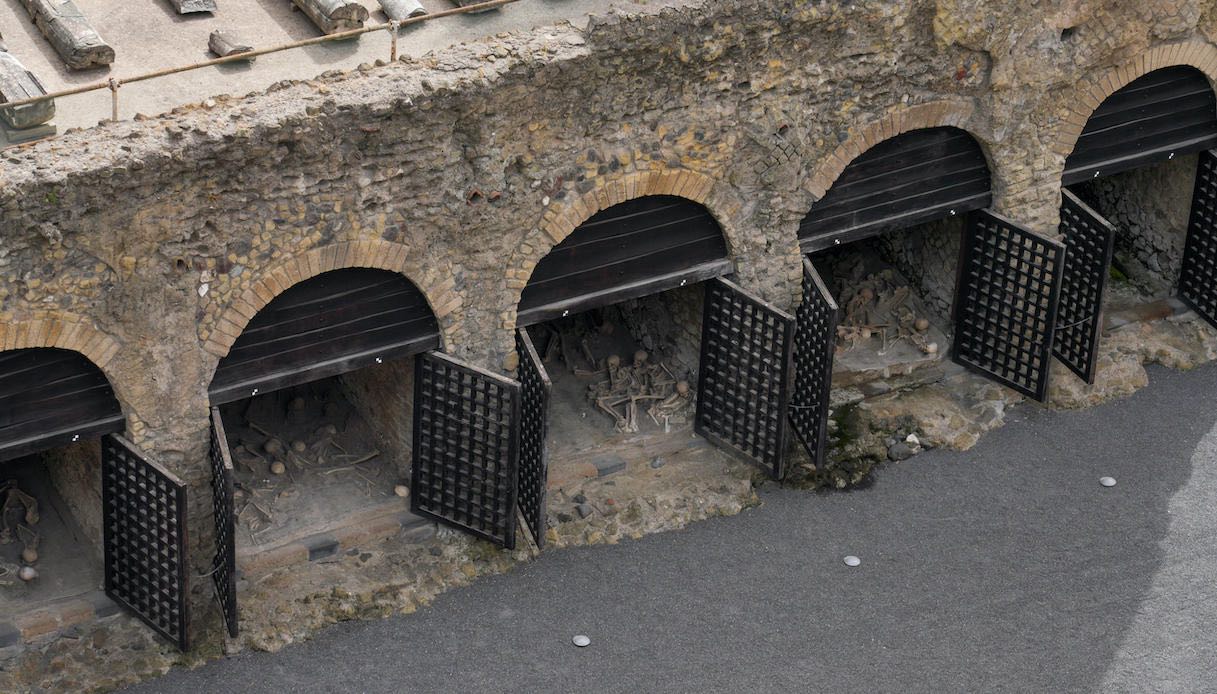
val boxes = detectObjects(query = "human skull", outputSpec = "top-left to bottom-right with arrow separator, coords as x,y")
607,354 -> 622,370
633,350 -> 649,367
676,381 -> 691,396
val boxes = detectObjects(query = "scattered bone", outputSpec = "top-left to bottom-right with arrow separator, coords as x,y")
17,524 -> 39,564
394,484 -> 409,497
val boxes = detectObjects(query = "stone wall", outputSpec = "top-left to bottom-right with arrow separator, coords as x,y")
339,356 -> 415,477
43,439 -> 104,563
879,215 -> 965,324
0,0 -> 1213,655
617,283 -> 705,384
1074,155 -> 1197,295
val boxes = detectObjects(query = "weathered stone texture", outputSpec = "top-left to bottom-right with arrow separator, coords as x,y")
0,0 -> 1215,669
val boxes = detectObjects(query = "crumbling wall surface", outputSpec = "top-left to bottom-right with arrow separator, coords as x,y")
0,0 -> 1211,673
339,356 -> 416,476
879,215 -> 965,324
1075,155 -> 1197,295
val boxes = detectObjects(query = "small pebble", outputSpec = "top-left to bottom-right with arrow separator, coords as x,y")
650,456 -> 665,469
572,635 -> 590,647
575,503 -> 594,519
905,433 -> 920,446
843,555 -> 861,567
1100,476 -> 1117,487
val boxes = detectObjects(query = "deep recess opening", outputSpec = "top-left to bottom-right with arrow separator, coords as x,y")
0,440 -> 106,618
809,215 -> 963,387
216,362 -> 422,576
1070,154 -> 1196,314
524,282 -> 706,486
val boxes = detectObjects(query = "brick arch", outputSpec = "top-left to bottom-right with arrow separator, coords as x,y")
1052,40 -> 1217,160
507,168 -> 733,302
802,100 -> 981,201
0,313 -> 131,412
202,239 -> 460,359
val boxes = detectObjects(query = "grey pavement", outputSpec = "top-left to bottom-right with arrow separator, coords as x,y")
127,362 -> 1217,694
0,0 -> 690,140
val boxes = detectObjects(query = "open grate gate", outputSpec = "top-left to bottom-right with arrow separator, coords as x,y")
209,408 -> 238,638
411,351 -> 522,549
102,434 -> 190,651
789,258 -> 840,468
1179,149 -> 1217,330
695,278 -> 796,479
515,329 -> 552,549
953,210 -> 1065,402
1053,190 -> 1116,383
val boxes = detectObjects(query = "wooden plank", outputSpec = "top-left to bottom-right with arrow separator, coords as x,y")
209,269 -> 441,402
19,0 -> 114,70
209,30 -> 253,59
799,126 -> 991,246
0,49 -> 54,129
518,195 -> 730,318
292,0 -> 369,34
168,0 -> 217,13
1064,66 -> 1217,183
380,0 -> 426,20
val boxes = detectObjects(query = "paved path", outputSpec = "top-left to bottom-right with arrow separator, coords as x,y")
127,363 -> 1217,694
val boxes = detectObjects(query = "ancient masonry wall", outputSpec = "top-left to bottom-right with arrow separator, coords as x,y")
879,215 -> 966,325
1075,154 -> 1198,295
0,0 -> 1214,654
339,357 -> 416,477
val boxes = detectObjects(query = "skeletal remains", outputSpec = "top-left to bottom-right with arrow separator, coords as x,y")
835,268 -> 938,356
539,322 -> 694,433
0,479 -> 40,582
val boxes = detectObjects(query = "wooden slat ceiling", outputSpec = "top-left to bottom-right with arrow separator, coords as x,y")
799,126 -> 992,252
0,348 -> 124,462
517,195 -> 732,325
209,268 -> 440,404
1064,66 -> 1217,185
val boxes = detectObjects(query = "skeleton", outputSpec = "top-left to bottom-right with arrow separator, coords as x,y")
0,480 -> 38,546
835,269 -> 936,356
587,350 -> 694,433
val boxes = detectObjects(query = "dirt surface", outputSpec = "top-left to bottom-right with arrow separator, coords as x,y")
219,379 -> 408,552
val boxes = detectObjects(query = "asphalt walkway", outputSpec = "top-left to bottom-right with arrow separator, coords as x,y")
127,362 -> 1217,694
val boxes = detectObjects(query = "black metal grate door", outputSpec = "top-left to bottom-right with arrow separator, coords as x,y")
102,434 -> 190,651
953,210 -> 1065,402
1179,149 -> 1217,330
515,329 -> 552,548
411,351 -> 522,549
789,258 -> 840,468
1053,190 -> 1116,383
209,408 -> 238,638
695,278 -> 796,479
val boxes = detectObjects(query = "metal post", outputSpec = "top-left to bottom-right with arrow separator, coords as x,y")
389,21 -> 400,62
108,78 -> 120,122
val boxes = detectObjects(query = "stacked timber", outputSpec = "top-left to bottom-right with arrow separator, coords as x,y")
20,0 -> 114,70
0,47 -> 55,131
166,0 -> 218,13
292,0 -> 369,34
380,0 -> 426,20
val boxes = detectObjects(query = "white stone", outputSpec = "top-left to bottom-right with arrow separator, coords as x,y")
572,634 -> 590,647
1100,476 -> 1117,487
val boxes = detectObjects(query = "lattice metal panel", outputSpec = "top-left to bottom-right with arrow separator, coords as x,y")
515,329 -> 551,549
953,210 -> 1065,402
1053,190 -> 1116,383
411,352 -> 521,549
102,434 -> 189,651
695,278 -> 795,479
789,259 -> 840,467
209,408 -> 238,638
1180,149 -> 1217,330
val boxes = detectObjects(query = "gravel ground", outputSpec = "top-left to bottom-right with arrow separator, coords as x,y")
125,362 -> 1217,694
